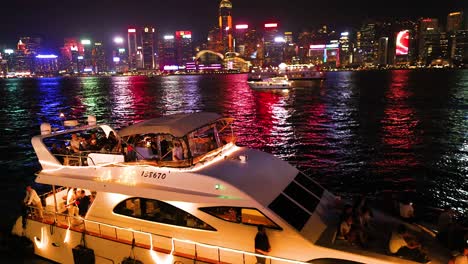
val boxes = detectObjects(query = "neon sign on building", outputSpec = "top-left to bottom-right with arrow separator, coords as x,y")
396,30 -> 409,55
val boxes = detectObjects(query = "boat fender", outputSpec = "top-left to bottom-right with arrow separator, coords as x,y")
72,233 -> 95,264
40,123 -> 51,135
122,238 -> 144,264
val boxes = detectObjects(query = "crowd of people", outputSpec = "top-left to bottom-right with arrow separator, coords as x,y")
337,195 -> 373,248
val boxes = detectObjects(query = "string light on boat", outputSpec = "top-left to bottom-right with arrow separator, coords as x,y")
118,167 -> 137,186
98,170 -> 112,182
34,226 -> 48,249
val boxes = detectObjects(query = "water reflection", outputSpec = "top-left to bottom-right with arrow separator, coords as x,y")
377,70 -> 421,172
0,71 -> 466,220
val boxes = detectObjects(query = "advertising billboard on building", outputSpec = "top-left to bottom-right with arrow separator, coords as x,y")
396,30 -> 409,55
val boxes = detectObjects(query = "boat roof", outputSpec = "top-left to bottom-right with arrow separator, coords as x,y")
118,112 -> 223,138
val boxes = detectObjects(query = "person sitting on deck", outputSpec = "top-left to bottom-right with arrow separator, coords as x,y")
388,224 -> 429,263
399,200 -> 415,223
338,215 -> 354,241
70,134 -> 81,153
448,245 -> 468,264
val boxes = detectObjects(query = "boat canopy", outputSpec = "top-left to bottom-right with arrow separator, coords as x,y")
118,112 -> 222,138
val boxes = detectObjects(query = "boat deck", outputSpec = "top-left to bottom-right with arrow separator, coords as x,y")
25,211 -> 228,264
315,205 -> 452,264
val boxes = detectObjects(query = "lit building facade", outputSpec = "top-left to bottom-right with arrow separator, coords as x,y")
453,30 -> 468,66
263,23 -> 284,67
418,18 -> 439,64
141,26 -> 155,69
339,32 -> 354,67
127,28 -> 138,71
175,31 -> 193,67
159,35 -> 176,71
92,42 -> 106,73
356,23 -> 378,66
219,0 -> 233,53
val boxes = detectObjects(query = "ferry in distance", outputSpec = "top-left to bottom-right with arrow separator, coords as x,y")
12,112 -> 450,264
248,76 -> 293,89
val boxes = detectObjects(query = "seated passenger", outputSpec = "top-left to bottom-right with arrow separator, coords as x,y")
172,141 -> 184,161
399,200 -> 415,223
70,134 -> 81,153
388,224 -> 429,263
338,215 -> 353,241
448,245 -> 467,264
87,133 -> 100,151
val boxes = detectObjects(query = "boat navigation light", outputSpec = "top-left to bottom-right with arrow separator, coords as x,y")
59,112 -> 65,118
40,123 -> 51,135
88,115 -> 97,126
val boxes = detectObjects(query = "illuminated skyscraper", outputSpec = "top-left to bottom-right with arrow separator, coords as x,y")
418,18 -> 439,64
219,0 -> 233,53
141,26 -> 155,69
92,42 -> 106,73
175,31 -> 193,67
339,32 -> 354,67
263,23 -> 284,66
453,30 -> 468,66
127,28 -> 138,71
159,34 -> 176,70
356,22 -> 377,66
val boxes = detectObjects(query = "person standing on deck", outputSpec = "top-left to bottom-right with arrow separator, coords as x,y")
24,185 -> 43,219
254,225 -> 271,264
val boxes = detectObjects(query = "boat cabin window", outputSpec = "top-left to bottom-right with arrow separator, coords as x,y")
188,119 -> 235,160
188,125 -> 218,158
114,198 -> 215,231
199,206 -> 281,230
268,173 -> 326,231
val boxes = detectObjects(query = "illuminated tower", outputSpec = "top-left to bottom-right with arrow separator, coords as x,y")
127,28 -> 138,71
219,0 -> 233,53
141,26 -> 155,70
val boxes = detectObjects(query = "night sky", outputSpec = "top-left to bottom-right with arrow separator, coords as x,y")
1,0 -> 466,50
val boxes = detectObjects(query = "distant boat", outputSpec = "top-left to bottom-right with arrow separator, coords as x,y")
280,64 -> 326,81
247,76 -> 292,89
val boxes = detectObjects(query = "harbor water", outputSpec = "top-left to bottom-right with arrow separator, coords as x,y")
0,70 -> 467,261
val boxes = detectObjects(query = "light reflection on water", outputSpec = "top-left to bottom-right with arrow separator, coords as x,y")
0,70 -> 467,227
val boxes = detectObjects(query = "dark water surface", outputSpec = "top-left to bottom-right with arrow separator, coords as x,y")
0,70 -> 467,239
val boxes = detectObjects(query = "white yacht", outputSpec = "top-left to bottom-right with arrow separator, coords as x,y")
12,112 -> 450,264
248,76 -> 292,89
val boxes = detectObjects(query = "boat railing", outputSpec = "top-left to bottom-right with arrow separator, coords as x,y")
51,150 -> 124,166
25,206 -> 308,264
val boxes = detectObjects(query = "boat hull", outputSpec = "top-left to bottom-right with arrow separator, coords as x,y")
11,217 -> 247,264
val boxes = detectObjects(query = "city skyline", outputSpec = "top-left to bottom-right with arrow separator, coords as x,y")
1,0 -> 466,49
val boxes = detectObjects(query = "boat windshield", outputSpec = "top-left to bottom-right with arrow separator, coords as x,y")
188,118 -> 235,164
